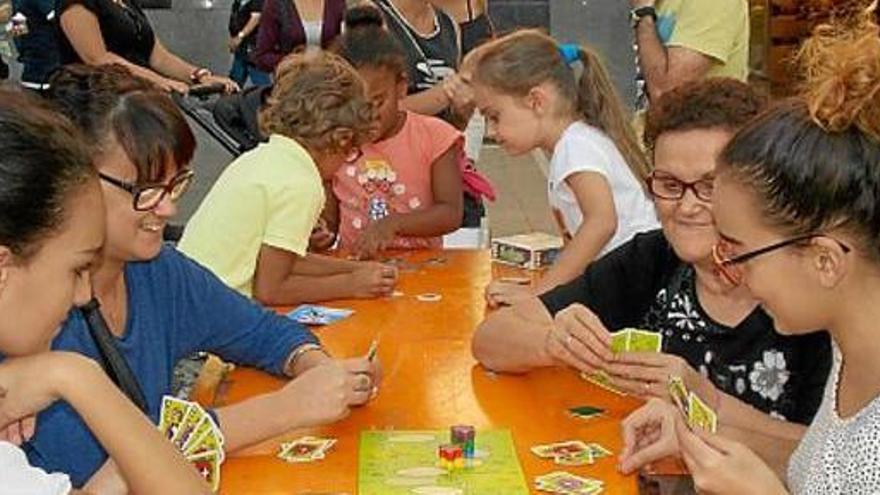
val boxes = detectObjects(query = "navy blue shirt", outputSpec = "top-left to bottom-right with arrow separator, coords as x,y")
19,246 -> 318,487
12,0 -> 61,85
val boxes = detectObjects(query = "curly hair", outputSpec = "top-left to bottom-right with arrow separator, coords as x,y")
643,78 -> 767,152
48,64 -> 195,184
259,50 -> 375,153
720,2 -> 880,261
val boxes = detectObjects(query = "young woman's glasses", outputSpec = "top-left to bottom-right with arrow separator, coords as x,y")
99,169 -> 195,211
647,171 -> 714,202
712,234 -> 852,286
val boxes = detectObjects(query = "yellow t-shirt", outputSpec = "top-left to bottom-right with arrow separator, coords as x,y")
657,0 -> 749,81
178,134 -> 324,297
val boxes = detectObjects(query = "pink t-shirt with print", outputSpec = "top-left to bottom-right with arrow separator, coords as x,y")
334,111 -> 462,250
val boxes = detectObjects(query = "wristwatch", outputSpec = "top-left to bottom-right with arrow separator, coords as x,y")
630,5 -> 657,29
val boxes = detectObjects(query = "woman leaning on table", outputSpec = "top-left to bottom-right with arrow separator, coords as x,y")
473,78 -> 832,477
619,7 -> 880,493
58,0 -> 238,93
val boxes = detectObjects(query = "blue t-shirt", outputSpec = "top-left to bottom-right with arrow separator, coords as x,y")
19,246 -> 318,487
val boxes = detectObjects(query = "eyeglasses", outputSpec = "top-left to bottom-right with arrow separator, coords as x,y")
99,169 -> 195,211
647,171 -> 714,202
712,233 -> 851,286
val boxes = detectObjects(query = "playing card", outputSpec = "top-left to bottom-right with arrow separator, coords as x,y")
286,305 -> 354,325
568,406 -> 604,419
579,371 -> 628,396
688,392 -> 718,433
159,396 -> 191,441
278,437 -> 336,463
627,329 -> 663,352
183,414 -> 225,462
554,450 -> 594,466
534,471 -> 604,494
530,440 -> 590,459
171,402 -> 206,450
668,376 -> 689,418
366,338 -> 379,362
586,443 -> 612,459
188,449 -> 221,492
609,330 -> 630,354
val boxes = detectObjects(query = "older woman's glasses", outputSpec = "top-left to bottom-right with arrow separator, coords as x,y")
99,169 -> 195,211
712,234 -> 851,286
647,171 -> 714,202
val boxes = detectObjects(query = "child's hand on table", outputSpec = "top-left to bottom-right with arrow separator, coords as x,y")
349,262 -> 397,298
353,218 -> 398,260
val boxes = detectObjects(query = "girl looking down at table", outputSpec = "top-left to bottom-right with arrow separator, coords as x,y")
19,63 -> 381,490
470,30 -> 659,298
0,90 -> 210,494
325,5 -> 464,259
473,78 -> 832,476
620,6 -> 880,493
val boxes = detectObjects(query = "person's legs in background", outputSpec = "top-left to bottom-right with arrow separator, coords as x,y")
229,51 -> 248,87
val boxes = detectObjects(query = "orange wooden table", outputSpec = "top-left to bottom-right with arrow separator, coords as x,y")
193,250 -> 652,494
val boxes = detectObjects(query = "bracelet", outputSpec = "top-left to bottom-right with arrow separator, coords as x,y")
284,343 -> 325,377
190,67 -> 212,84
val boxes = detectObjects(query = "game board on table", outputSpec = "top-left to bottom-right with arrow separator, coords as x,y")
358,429 -> 529,495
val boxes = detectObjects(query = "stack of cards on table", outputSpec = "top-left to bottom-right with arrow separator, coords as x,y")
668,376 -> 718,433
277,436 -> 337,463
609,327 -> 663,353
534,471 -> 604,494
531,440 -> 612,466
158,396 -> 224,491
286,305 -> 354,326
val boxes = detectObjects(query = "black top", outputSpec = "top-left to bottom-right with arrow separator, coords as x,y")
58,0 -> 155,67
13,0 -> 61,85
460,13 -> 492,55
228,0 -> 263,55
374,0 -> 459,96
540,229 -> 832,424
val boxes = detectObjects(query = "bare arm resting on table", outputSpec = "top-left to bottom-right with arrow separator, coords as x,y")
253,244 -> 396,305
472,297 -> 558,373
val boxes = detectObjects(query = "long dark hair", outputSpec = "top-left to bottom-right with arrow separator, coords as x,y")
47,64 -> 196,183
0,89 -> 95,258
720,4 -> 880,261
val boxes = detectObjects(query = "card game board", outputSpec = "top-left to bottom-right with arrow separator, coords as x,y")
159,396 -> 225,491
358,430 -> 529,495
287,305 -> 354,326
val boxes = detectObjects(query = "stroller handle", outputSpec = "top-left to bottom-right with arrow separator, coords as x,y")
188,82 -> 228,99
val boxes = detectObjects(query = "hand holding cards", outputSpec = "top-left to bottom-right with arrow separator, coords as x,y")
159,396 -> 225,491
667,375 -> 718,433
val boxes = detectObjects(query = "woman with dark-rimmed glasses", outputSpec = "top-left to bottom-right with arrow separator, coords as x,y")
18,64 -> 382,491
620,8 -> 880,492
472,78 -> 832,477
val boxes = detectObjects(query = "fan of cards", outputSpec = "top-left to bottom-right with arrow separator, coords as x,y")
534,471 -> 605,494
276,436 -> 337,463
158,396 -> 224,491
531,440 -> 612,466
668,376 -> 718,433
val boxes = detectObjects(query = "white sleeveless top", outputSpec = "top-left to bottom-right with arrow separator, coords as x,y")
787,346 -> 880,494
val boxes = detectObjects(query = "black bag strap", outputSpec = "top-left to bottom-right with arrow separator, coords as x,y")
79,298 -> 149,414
